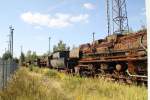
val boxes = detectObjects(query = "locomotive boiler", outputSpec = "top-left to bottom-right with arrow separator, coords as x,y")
69,29 -> 147,83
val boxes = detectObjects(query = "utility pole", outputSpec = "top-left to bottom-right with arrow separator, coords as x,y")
9,34 -> 11,53
92,32 -> 95,43
7,41 -> 10,52
9,25 -> 14,58
21,45 -> 23,53
49,37 -> 51,55
20,46 -> 22,65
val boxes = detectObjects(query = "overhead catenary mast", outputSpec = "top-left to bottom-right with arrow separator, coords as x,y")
112,0 -> 129,34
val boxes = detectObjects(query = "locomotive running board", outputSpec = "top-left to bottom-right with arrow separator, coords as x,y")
79,57 -> 147,63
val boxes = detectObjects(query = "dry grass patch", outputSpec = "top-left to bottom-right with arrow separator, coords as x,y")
0,67 -> 147,100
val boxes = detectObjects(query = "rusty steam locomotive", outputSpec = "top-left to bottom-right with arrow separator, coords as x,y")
35,29 -> 147,84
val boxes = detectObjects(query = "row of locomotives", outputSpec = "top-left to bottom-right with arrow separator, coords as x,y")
73,29 -> 147,85
35,51 -> 69,70
47,51 -> 70,72
35,56 -> 49,67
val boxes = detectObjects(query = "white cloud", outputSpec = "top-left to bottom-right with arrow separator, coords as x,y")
34,26 -> 43,30
70,14 -> 89,23
35,36 -> 45,41
83,3 -> 95,10
20,12 -> 89,28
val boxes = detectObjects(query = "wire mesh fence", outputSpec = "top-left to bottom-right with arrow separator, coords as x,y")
0,59 -> 18,90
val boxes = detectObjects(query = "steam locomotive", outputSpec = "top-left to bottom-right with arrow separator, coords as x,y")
36,29 -> 147,83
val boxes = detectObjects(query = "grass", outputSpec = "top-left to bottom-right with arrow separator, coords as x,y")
0,66 -> 147,100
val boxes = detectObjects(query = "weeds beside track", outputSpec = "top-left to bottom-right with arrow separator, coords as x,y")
0,66 -> 147,100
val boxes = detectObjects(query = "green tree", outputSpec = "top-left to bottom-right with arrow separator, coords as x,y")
53,45 -> 57,52
25,50 -> 38,65
19,52 -> 25,65
14,57 -> 19,63
31,52 -> 37,60
26,50 -> 32,61
2,51 -> 12,60
53,40 -> 70,52
20,52 -> 25,62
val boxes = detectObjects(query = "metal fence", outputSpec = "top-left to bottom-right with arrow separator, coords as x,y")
0,59 -> 18,90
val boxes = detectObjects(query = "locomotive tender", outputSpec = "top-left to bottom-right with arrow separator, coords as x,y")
37,29 -> 147,83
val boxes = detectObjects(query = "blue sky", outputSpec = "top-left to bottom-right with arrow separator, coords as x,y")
0,0 -> 146,57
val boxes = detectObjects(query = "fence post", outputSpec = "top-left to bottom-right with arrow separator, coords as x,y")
6,61 -> 8,88
0,59 -> 18,90
2,61 -> 5,91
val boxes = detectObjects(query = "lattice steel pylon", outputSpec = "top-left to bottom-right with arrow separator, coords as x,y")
112,0 -> 129,34
106,0 -> 111,36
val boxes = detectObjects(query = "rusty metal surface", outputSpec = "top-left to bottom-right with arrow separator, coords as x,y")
80,29 -> 147,58
79,30 -> 147,63
80,43 -> 91,53
79,56 -> 147,63
69,48 -> 80,58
